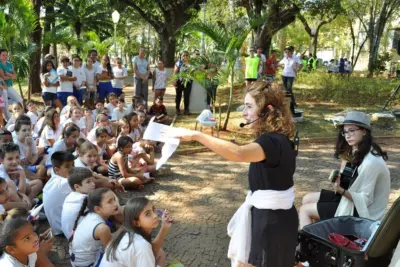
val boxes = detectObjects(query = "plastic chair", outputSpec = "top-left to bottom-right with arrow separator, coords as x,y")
194,109 -> 218,137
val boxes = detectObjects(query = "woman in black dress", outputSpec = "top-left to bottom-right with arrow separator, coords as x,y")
166,82 -> 299,267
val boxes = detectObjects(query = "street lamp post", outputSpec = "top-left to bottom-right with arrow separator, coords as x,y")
200,1 -> 207,55
112,10 -> 120,57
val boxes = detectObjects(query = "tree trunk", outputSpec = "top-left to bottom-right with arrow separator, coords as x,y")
42,4 -> 54,57
158,30 -> 177,67
29,0 -> 42,95
310,33 -> 318,56
255,34 -> 272,58
222,67 -> 234,131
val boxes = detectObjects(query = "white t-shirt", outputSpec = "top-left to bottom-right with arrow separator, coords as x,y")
63,117 -> 86,132
154,69 -> 167,90
43,174 -> 72,235
0,252 -> 37,267
57,66 -> 73,93
41,71 -> 58,94
105,103 -> 116,116
258,53 -> 267,73
0,164 -> 30,186
70,212 -> 105,267
84,66 -> 97,89
279,55 -> 302,77
96,65 -> 111,83
13,136 -> 38,161
111,107 -> 127,121
83,61 -> 101,73
61,191 -> 86,239
38,125 -> 63,147
45,139 -> 67,166
129,128 -> 140,142
100,233 -> 155,267
33,117 -> 45,139
69,66 -> 86,89
112,67 -> 127,89
26,111 -> 38,127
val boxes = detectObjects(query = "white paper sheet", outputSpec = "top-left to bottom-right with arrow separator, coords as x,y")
143,117 -> 180,170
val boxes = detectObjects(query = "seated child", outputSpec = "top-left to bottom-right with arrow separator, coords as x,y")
148,96 -> 171,125
0,217 -> 55,266
37,109 -> 63,151
69,188 -> 120,267
83,106 -> 95,130
0,143 -> 43,201
87,113 -> 114,144
124,113 -> 141,142
0,130 -> 13,145
116,117 -> 131,144
136,110 -> 147,133
101,196 -> 172,267
108,136 -> 154,191
93,128 -> 112,163
63,106 -> 87,135
43,151 -> 74,236
0,178 -> 9,215
61,167 -> 96,239
75,141 -> 123,191
60,95 -> 78,119
105,93 -> 118,117
111,97 -> 127,121
131,140 -> 157,174
26,101 -> 38,129
13,116 -> 46,180
5,103 -> 24,131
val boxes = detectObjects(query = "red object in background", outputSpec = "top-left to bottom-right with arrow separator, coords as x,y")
328,233 -> 362,250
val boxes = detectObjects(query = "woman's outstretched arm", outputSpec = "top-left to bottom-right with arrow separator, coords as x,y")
167,128 -> 266,163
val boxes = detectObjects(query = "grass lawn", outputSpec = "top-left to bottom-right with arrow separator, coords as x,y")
174,72 -> 400,149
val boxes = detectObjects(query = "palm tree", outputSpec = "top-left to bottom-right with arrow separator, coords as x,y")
54,0 -> 113,53
0,0 -> 38,100
182,16 -> 262,130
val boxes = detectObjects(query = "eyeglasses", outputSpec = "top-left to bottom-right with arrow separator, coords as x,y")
183,54 -> 189,57
341,128 -> 361,137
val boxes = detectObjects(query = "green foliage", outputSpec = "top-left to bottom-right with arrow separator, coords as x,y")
372,52 -> 392,76
55,0 -> 113,39
294,72 -> 397,106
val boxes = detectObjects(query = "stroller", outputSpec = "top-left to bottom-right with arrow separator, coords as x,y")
296,197 -> 400,267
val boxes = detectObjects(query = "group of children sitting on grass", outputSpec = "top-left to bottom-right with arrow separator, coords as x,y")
0,91 -> 174,267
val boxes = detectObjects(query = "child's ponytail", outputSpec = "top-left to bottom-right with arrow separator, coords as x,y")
69,188 -> 111,243
69,197 -> 88,243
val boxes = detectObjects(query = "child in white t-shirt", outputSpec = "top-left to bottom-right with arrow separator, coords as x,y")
62,106 -> 86,135
152,59 -> 168,99
25,101 -> 38,130
57,56 -> 76,106
112,58 -> 128,96
38,109 -> 63,149
100,197 -> 172,267
70,55 -> 87,105
43,151 -> 74,236
105,93 -> 118,117
111,98 -> 127,121
61,167 -> 96,239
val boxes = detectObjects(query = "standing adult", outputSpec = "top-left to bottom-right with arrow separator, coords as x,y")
0,49 -> 23,119
256,47 -> 266,79
133,47 -> 150,108
166,82 -> 298,267
174,51 -> 193,115
278,46 -> 302,109
245,48 -> 260,87
264,50 -> 278,81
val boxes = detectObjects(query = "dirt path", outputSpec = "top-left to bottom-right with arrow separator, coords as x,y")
49,138 -> 400,267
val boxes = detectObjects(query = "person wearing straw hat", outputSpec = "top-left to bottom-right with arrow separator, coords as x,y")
299,111 -> 391,229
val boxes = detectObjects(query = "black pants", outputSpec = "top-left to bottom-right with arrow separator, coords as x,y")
175,81 -> 192,111
206,84 -> 217,106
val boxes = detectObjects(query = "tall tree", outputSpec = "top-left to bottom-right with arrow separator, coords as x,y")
42,0 -> 56,57
351,0 -> 400,77
116,0 -> 203,67
29,0 -> 42,95
237,0 -> 299,57
55,0 -> 113,53
296,0 -> 343,56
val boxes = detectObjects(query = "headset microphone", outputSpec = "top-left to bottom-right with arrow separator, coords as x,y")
239,112 -> 267,128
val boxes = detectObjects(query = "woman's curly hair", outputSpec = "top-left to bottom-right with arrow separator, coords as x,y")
246,81 -> 295,138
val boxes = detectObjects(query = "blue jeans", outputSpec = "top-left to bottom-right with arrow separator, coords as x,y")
57,92 -> 73,106
282,76 -> 296,113
73,88 -> 84,105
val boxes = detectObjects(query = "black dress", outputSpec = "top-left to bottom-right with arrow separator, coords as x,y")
248,133 -> 299,267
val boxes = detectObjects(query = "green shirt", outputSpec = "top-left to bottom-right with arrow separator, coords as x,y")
245,57 -> 260,79
0,61 -> 13,87
397,63 -> 400,71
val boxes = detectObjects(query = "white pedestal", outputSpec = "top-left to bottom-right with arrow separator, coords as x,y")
189,81 -> 208,113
